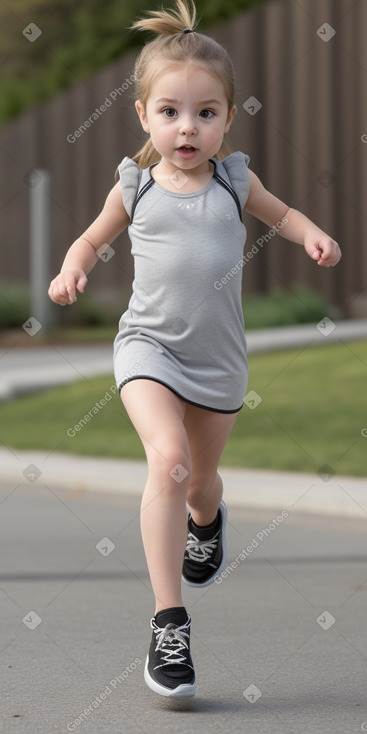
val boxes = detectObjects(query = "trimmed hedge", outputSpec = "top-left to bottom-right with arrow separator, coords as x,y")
0,280 -> 339,331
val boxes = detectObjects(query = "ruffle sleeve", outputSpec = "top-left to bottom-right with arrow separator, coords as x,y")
117,157 -> 141,219
220,151 -> 251,209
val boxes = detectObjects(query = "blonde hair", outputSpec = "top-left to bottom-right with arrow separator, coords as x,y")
127,0 -> 236,170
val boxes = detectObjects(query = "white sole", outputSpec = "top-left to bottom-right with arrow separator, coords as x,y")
144,656 -> 197,697
182,500 -> 228,588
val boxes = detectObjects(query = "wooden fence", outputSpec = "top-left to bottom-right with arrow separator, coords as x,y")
1,0 -> 366,318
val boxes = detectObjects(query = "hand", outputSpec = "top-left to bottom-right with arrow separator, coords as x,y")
304,235 -> 341,267
48,269 -> 88,306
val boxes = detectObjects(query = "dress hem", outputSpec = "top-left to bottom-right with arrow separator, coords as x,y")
117,376 -> 243,414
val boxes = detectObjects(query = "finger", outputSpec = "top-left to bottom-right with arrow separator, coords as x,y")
76,274 -> 88,294
311,249 -> 321,260
52,280 -> 73,305
59,277 -> 78,303
317,243 -> 333,261
55,289 -> 70,305
65,284 -> 77,303
322,244 -> 341,266
317,253 -> 331,266
318,252 -> 337,267
48,282 -> 65,305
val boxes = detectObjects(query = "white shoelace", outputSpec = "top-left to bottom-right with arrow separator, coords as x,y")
151,617 -> 191,667
185,530 -> 218,563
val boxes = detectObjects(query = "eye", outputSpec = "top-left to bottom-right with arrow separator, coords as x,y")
200,109 -> 215,119
162,108 -> 177,118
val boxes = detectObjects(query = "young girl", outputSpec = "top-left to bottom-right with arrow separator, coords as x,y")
49,0 -> 341,699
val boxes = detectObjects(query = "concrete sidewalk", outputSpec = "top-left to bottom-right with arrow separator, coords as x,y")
1,448 -> 366,522
1,319 -> 367,401
1,319 -> 366,520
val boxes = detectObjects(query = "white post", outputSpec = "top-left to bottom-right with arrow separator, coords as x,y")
30,169 -> 53,332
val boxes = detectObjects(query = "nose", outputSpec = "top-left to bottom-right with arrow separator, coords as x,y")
179,115 -> 197,136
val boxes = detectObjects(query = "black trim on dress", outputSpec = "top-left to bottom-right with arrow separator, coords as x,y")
129,159 -> 243,223
118,375 -> 243,414
210,159 -> 243,222
130,176 -> 155,222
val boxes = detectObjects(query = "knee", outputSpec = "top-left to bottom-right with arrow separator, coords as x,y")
146,444 -> 192,489
165,447 -> 192,488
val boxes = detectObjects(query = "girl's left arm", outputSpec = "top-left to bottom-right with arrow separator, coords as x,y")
244,170 -> 341,267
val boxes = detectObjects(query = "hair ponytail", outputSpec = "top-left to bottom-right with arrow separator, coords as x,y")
131,0 -> 196,37
116,0 -> 235,172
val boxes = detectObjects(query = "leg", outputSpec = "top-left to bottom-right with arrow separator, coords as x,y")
120,379 -> 191,613
184,405 -> 239,526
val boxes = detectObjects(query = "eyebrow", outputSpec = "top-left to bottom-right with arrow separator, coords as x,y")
155,97 -> 222,106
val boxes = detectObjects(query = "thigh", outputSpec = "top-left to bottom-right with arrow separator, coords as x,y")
183,404 -> 239,480
120,379 -> 189,465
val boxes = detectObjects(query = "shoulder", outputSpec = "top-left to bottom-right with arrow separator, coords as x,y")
117,157 -> 143,219
117,156 -> 142,177
219,151 -> 250,169
216,151 -> 251,208
216,151 -> 251,184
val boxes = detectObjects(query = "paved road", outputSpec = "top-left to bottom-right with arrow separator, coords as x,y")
1,481 -> 367,733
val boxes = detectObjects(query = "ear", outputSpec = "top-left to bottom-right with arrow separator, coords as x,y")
224,105 -> 237,133
135,100 -> 150,133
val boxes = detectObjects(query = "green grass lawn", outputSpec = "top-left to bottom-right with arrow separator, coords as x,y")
1,341 -> 366,477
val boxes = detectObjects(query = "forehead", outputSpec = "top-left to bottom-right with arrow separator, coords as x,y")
147,62 -> 227,102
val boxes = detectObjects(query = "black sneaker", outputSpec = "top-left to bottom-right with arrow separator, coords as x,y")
144,610 -> 197,698
182,500 -> 227,587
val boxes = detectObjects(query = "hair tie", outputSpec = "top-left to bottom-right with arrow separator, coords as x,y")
182,28 -> 194,34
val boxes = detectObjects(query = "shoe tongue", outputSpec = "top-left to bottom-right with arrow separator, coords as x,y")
155,606 -> 188,627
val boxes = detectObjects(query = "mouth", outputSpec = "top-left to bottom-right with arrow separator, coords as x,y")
176,145 -> 198,158
177,144 -> 197,151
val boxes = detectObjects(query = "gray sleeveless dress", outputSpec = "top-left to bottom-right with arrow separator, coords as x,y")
113,151 -> 250,413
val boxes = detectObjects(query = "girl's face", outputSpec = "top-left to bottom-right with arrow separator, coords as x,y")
135,62 -> 236,173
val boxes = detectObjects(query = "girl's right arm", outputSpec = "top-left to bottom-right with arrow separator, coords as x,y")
48,182 -> 130,306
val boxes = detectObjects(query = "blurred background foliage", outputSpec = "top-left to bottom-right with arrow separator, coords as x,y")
0,0 -> 269,126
